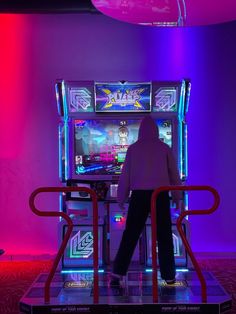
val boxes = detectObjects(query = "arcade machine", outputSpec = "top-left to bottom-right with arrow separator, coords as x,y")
19,80 -> 232,314
55,80 -> 190,271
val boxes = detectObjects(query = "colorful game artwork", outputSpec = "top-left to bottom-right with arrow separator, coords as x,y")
74,119 -> 172,176
95,82 -> 151,112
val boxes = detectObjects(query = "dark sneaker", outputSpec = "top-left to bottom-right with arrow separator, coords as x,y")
110,278 -> 120,287
110,273 -> 123,287
165,279 -> 176,285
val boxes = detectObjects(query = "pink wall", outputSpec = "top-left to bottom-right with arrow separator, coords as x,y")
0,13 -> 235,255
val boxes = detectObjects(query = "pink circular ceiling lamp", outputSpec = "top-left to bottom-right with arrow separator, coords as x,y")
91,0 -> 236,27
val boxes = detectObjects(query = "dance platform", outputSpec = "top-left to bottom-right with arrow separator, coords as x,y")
20,186 -> 232,313
19,269 -> 232,314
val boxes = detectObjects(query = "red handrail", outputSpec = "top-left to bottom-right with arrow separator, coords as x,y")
29,186 -> 99,304
151,185 -> 220,303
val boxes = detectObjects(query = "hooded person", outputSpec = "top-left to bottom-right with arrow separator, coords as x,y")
111,115 -> 182,286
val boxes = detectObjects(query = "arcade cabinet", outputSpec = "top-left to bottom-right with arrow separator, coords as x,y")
19,80 -> 232,314
55,80 -> 190,271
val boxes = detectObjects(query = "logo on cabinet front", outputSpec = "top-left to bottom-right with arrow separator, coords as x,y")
70,231 -> 93,258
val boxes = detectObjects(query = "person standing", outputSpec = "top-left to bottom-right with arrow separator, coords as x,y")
111,115 -> 182,285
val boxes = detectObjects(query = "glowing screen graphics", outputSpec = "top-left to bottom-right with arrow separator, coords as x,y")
74,119 -> 172,176
95,82 -> 151,112
153,87 -> 178,112
68,87 -> 93,113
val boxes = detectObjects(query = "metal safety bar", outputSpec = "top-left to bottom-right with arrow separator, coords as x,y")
29,186 -> 99,304
151,185 -> 220,303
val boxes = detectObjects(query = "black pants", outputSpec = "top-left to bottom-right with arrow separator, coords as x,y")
113,190 -> 176,280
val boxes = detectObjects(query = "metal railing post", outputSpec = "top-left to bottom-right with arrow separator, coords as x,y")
151,185 -> 220,303
29,186 -> 99,304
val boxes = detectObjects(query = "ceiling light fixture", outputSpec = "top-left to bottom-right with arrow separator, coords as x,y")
91,0 -> 236,27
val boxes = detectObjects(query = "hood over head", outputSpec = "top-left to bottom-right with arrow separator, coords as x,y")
138,115 -> 159,140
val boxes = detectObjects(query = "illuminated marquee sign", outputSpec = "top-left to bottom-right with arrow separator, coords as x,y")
95,82 -> 151,112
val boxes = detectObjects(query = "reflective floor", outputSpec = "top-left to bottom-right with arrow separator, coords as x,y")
19,270 -> 232,313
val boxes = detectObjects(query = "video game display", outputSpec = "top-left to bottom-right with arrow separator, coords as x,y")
74,118 -> 172,176
95,82 -> 151,112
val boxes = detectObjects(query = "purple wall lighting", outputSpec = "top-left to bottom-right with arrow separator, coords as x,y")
0,13 -> 235,257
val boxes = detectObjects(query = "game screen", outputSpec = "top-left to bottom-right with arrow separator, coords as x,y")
95,82 -> 151,112
74,119 -> 172,176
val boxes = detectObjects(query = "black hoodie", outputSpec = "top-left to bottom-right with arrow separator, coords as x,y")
117,116 -> 182,205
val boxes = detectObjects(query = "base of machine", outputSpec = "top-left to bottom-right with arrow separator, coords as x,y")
19,270 -> 232,314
